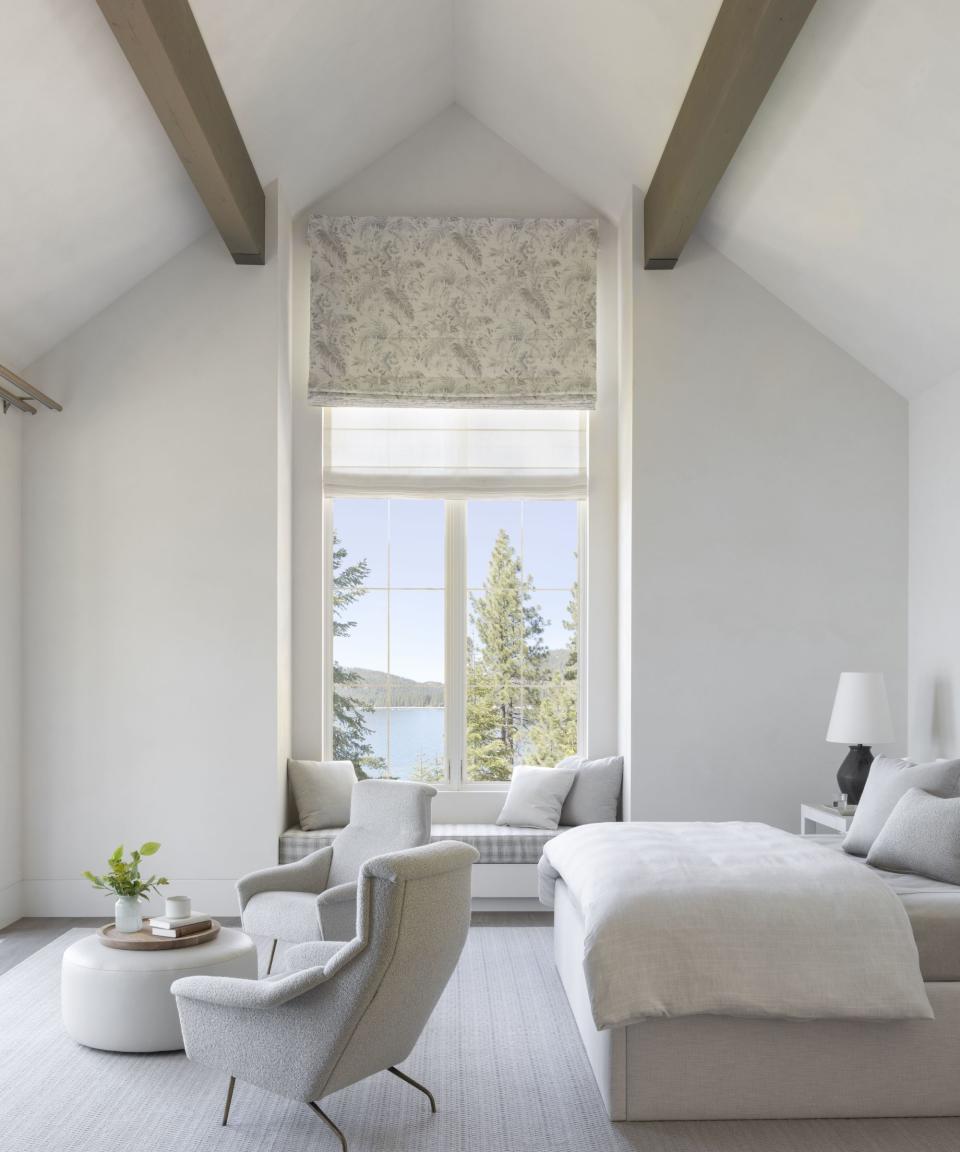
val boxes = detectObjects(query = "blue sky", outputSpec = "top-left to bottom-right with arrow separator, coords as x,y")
334,498 -> 577,682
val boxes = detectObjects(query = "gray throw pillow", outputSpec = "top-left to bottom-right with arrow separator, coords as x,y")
842,755 -> 960,857
288,759 -> 357,830
496,764 -> 577,831
557,755 -> 623,825
867,788 -> 960,886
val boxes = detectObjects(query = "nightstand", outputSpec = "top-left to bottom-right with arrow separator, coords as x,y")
800,802 -> 856,836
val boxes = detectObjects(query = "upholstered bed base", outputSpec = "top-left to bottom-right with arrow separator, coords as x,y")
553,880 -> 960,1121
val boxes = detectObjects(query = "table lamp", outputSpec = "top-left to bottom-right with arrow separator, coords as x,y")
826,672 -> 893,804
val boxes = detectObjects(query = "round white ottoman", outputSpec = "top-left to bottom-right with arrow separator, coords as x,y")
61,927 -> 258,1052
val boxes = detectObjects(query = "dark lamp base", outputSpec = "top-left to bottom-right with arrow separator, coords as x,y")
837,745 -> 874,805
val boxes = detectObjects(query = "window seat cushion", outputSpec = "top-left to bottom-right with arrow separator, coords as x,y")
279,823 -> 571,866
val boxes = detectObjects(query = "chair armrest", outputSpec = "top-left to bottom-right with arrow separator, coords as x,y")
172,965 -> 331,1010
236,846 -> 334,912
316,880 -> 359,941
282,941 -> 343,973
173,931 -> 368,1011
316,881 -> 357,908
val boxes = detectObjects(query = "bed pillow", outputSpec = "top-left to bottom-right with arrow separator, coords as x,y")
557,755 -> 623,825
496,764 -> 577,831
288,759 -> 357,830
867,788 -> 960,885
842,755 -> 960,857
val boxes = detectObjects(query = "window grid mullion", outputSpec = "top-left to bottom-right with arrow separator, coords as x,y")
322,496 -> 334,760
385,501 -> 392,776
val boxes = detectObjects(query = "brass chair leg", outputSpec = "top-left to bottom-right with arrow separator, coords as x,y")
222,1075 -> 236,1126
265,938 -> 278,976
307,1100 -> 348,1152
388,1065 -> 437,1113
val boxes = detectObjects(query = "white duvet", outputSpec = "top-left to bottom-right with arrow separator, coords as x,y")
539,822 -> 933,1030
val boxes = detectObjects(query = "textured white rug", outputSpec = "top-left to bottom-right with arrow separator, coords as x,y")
0,928 -> 958,1152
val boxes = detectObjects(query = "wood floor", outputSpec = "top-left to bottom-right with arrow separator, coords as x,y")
0,912 -> 552,977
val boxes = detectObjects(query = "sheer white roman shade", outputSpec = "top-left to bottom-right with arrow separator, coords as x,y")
323,407 -> 587,499
308,215 -> 597,410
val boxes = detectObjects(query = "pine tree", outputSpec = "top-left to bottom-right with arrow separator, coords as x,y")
563,580 -> 579,679
331,532 -> 375,776
466,529 -> 548,781
410,754 -> 445,784
529,579 -> 579,764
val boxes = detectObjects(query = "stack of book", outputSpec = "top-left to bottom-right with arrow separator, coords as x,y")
149,912 -> 212,939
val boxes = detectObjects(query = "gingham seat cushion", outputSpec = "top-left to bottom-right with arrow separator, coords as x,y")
279,823 -> 569,865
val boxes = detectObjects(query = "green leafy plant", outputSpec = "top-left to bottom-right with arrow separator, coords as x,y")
83,842 -> 169,901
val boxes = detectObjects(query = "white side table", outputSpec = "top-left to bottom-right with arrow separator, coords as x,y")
800,803 -> 856,836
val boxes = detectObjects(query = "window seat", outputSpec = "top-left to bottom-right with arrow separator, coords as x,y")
279,823 -> 570,866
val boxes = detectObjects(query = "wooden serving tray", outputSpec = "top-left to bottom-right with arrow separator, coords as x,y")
97,919 -> 221,950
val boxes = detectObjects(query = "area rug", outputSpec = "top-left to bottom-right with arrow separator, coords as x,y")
0,927 -> 957,1152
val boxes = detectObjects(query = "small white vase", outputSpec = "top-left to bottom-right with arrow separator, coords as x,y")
114,895 -> 143,933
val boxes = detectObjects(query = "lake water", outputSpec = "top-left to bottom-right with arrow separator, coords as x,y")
367,707 -> 444,778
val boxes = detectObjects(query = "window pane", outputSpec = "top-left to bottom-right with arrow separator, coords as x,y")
331,587 -> 386,777
333,499 -> 387,587
333,589 -> 386,674
533,589 -> 578,673
331,499 -> 447,783
390,591 -> 444,686
522,501 -> 578,590
522,678 -> 578,766
390,500 -> 443,589
465,501 -> 578,781
467,501 -> 521,589
386,588 -> 445,783
377,707 -> 446,784
466,683 -> 523,783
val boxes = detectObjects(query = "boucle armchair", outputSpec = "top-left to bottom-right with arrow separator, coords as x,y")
173,841 -> 478,1151
238,779 -> 436,971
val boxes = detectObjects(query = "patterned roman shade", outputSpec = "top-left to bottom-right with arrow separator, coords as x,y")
308,215 -> 597,409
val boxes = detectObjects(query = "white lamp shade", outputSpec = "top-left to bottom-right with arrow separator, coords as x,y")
826,672 -> 894,746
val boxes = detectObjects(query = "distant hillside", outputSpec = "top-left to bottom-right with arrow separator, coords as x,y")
545,648 -> 571,676
343,648 -> 573,708
342,668 -> 444,708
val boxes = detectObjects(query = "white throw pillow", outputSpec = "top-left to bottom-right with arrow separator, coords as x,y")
288,759 -> 357,830
842,755 -> 960,857
496,764 -> 577,831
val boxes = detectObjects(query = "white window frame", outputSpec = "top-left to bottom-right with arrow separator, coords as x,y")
321,495 -> 586,790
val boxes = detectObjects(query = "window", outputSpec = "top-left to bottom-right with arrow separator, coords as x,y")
323,407 -> 585,788
326,495 -> 581,787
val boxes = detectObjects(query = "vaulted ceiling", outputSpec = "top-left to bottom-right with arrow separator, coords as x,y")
2,0 -> 957,398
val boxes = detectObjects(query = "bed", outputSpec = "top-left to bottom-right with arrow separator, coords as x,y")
542,826 -> 960,1120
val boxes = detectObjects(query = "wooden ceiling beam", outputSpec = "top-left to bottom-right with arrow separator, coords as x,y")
97,0 -> 265,265
0,362 -> 62,411
0,383 -> 37,415
644,0 -> 817,270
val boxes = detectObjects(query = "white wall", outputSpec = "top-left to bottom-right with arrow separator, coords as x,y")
908,369 -> 960,760
19,186 -> 292,916
0,413 -> 21,927
290,104 -> 619,821
627,230 -> 908,830
616,187 -> 642,820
